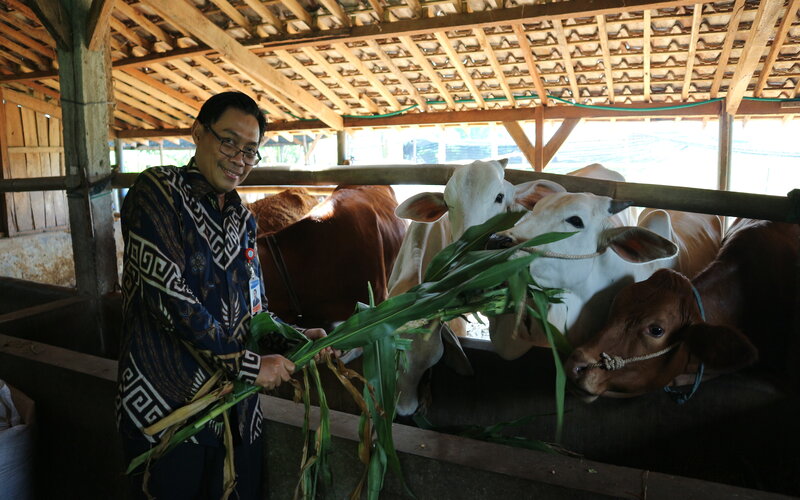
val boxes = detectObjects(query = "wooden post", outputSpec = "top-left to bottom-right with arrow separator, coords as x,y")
337,130 -> 346,165
56,0 -> 118,355
534,105 -> 544,172
718,106 -> 733,192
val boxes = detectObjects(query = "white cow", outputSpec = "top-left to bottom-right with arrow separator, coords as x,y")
389,159 -> 563,416
489,192 -> 722,360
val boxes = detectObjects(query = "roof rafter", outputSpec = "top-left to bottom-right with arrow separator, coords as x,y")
332,42 -> 402,110
680,4 -> 703,101
473,28 -> 515,106
434,30 -> 485,107
300,47 -> 380,113
274,49 -> 354,113
365,40 -> 428,111
398,35 -> 455,109
140,0 -> 343,129
594,14 -> 615,103
754,0 -> 800,97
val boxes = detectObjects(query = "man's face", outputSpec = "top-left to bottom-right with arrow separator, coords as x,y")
191,107 -> 261,193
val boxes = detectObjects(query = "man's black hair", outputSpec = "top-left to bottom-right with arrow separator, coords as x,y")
196,91 -> 267,140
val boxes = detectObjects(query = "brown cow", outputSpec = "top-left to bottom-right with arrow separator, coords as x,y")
565,219 -> 799,401
248,187 -> 319,236
256,185 -> 406,329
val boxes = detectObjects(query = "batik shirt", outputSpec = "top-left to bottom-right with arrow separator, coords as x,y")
117,161 -> 283,447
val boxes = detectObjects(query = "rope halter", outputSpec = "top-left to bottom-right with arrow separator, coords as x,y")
588,343 -> 679,371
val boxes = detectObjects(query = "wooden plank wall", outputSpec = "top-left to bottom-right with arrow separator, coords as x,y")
0,90 -> 68,236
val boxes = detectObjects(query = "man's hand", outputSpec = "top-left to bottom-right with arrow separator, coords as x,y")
304,328 -> 339,361
255,354 -> 295,390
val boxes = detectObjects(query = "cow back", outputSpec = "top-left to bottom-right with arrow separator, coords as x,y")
257,185 -> 406,329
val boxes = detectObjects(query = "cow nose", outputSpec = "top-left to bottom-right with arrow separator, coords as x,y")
486,233 -> 513,250
565,351 -> 594,381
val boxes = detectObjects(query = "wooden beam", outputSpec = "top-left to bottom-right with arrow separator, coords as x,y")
87,0 -> 115,51
718,109 -> 732,192
398,36 -> 455,109
680,4 -> 702,101
551,19 -> 580,102
332,42 -> 402,110
512,24 -> 547,106
725,0 -> 785,114
534,105 -> 543,171
502,120 -> 536,169
643,10 -> 651,101
0,16 -> 57,60
710,0 -> 746,99
594,14 -> 615,103
274,49 -> 354,113
205,0 -> 264,37
279,0 -> 314,29
0,7 -> 56,47
2,88 -> 62,118
116,68 -> 203,113
405,0 -> 422,18
365,40 -> 428,111
300,47 -> 380,113
317,0 -> 351,28
21,0 -> 72,49
140,0 -> 344,129
754,0 -> 800,97
473,28 -> 515,106
114,0 -> 176,49
434,31 -> 485,107
240,0 -> 286,33
543,118 -> 580,167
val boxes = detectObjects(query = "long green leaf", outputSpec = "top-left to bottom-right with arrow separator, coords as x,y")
527,301 -> 566,444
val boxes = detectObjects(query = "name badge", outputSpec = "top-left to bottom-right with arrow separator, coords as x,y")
249,277 -> 262,315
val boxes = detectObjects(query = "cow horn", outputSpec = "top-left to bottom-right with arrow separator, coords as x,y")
608,200 -> 633,215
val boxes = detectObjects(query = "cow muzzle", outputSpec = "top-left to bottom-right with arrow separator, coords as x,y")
486,233 -> 514,249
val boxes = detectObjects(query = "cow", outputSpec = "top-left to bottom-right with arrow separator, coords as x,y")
391,161 -> 625,416
248,187 -> 319,236
390,159 -> 566,416
487,193 -> 722,361
564,219 -> 799,401
256,185 -> 406,330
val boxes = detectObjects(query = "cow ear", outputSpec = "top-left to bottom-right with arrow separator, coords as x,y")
637,209 -> 673,240
395,192 -> 448,222
513,180 -> 566,210
498,158 -> 509,169
600,227 -> 678,263
683,323 -> 758,370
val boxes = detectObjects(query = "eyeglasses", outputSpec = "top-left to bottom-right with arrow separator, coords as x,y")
204,124 -> 262,166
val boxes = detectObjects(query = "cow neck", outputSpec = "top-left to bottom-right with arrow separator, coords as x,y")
265,234 -> 304,322
663,283 -> 706,405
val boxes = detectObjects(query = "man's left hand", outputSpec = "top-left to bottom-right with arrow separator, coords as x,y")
305,328 -> 339,362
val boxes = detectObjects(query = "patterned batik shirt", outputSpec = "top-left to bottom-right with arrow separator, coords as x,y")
117,161 -> 283,447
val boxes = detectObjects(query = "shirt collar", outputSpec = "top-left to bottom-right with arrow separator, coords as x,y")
185,157 -> 242,209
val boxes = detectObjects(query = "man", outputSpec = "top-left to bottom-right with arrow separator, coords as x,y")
117,92 -> 325,498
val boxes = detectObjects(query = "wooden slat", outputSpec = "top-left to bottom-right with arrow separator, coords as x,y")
0,16 -> 56,60
140,0 -> 344,129
725,0 -> 785,114
0,31 -> 48,69
2,88 -> 61,120
274,49 -> 354,113
170,59 -> 228,94
47,116 -> 67,227
5,101 -> 33,232
21,106 -> 47,230
681,4 -> 703,101
0,8 -> 56,47
710,0 -> 746,98
34,111 -> 55,227
543,118 -> 580,167
240,0 -> 285,32
512,24 -> 547,106
279,0 -> 314,29
87,0 -> 116,51
0,89 -> 14,235
551,19 -> 580,102
114,0 -> 176,49
502,120 -> 536,169
398,36 -> 455,109
317,0 -> 351,28
332,42 -> 402,110
113,80 -> 187,127
205,0 -> 261,37
435,31 -> 486,107
7,146 -> 64,153
300,47 -> 380,113
116,68 -> 203,113
22,0 -> 72,50
643,9 -> 651,101
148,62 -> 213,101
594,14 -> 615,103
405,0 -> 422,18
365,40 -> 428,111
473,28 -> 515,106
754,0 -> 800,97
109,16 -> 151,54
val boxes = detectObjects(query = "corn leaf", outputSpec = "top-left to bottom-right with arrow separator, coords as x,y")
528,299 -> 566,444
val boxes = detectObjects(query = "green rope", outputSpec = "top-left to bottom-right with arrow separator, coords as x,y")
275,94 -> 800,122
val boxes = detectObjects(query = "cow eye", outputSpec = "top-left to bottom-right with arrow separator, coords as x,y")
647,325 -> 665,338
494,193 -> 504,203
565,216 -> 584,228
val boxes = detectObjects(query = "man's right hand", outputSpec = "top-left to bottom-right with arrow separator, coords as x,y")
255,355 -> 296,390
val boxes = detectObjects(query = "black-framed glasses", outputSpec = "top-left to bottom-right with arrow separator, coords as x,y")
204,124 -> 261,166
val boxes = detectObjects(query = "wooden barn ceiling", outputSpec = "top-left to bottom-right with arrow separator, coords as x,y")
0,0 -> 798,137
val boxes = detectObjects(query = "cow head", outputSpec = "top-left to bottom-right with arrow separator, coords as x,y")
565,268 -> 758,401
395,159 -> 566,239
491,192 -> 677,291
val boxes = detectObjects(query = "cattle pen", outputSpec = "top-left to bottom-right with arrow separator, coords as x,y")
1,0 -> 800,498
